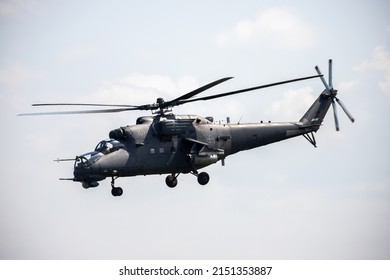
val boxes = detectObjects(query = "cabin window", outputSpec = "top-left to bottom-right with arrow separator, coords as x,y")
159,147 -> 165,153
150,148 -> 156,154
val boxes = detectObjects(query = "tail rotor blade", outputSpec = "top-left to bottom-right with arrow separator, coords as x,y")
335,97 -> 355,123
328,59 -> 333,89
315,65 -> 331,91
332,99 -> 340,131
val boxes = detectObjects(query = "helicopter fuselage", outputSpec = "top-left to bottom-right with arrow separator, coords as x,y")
73,113 -> 316,189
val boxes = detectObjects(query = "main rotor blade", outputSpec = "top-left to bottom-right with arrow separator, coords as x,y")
177,74 -> 323,105
335,97 -> 355,123
18,107 -> 142,116
32,103 -> 138,108
167,77 -> 233,105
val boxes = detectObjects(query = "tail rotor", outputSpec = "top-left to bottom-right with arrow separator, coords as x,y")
315,59 -> 355,131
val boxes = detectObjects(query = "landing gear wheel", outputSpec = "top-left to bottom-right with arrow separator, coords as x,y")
111,187 -> 123,197
165,175 -> 178,188
197,172 -> 210,185
110,176 -> 123,197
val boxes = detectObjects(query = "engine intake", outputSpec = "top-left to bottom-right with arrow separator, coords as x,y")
109,127 -> 126,140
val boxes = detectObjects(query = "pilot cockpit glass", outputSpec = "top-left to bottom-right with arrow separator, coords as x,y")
75,151 -> 102,168
95,139 -> 125,155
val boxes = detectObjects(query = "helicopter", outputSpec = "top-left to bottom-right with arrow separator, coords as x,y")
20,59 -> 354,196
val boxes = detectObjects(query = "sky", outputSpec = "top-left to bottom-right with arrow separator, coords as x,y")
0,0 -> 389,260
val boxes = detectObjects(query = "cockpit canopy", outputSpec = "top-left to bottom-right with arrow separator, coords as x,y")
95,139 -> 125,155
75,139 -> 126,168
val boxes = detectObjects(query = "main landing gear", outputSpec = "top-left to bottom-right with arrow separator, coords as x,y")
197,172 -> 210,185
109,171 -> 210,195
111,177 -> 123,197
165,171 -> 210,188
166,174 -> 178,188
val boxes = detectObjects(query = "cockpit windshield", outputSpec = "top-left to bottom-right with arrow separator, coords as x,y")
95,139 -> 125,155
75,152 -> 101,168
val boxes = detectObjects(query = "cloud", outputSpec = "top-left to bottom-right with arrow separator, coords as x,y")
75,74 -> 257,124
59,44 -> 99,63
81,74 -> 199,107
0,0 -> 24,16
355,45 -> 390,96
0,0 -> 49,17
216,8 -> 315,50
0,61 -> 45,88
337,80 -> 359,92
264,86 -> 315,120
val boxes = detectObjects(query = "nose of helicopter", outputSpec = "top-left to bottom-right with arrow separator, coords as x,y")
73,162 -> 89,180
73,154 -> 105,188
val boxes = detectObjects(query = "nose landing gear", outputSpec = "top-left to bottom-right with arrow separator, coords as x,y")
111,177 -> 123,197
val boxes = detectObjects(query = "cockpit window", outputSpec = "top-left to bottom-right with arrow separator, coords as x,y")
75,152 -> 101,167
95,139 -> 125,155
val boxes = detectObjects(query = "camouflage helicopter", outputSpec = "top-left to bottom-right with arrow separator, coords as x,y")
20,60 -> 354,196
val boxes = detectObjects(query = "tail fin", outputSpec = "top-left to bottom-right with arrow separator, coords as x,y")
299,90 -> 333,131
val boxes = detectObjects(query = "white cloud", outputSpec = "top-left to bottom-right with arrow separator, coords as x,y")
264,86 -> 315,120
337,80 -> 358,92
75,74 -> 257,124
355,45 -> 390,96
0,0 -> 49,17
0,61 -> 45,88
0,0 -> 24,16
83,74 -> 199,106
59,44 -> 99,63
216,8 -> 315,50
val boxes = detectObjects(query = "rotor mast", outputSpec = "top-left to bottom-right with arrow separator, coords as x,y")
153,98 -> 172,116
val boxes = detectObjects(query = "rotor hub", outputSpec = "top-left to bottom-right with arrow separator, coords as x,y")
156,97 -> 165,106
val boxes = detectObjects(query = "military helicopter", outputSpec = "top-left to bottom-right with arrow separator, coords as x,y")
20,60 -> 354,196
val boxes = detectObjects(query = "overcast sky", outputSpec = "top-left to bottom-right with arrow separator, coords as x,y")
0,0 -> 389,259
